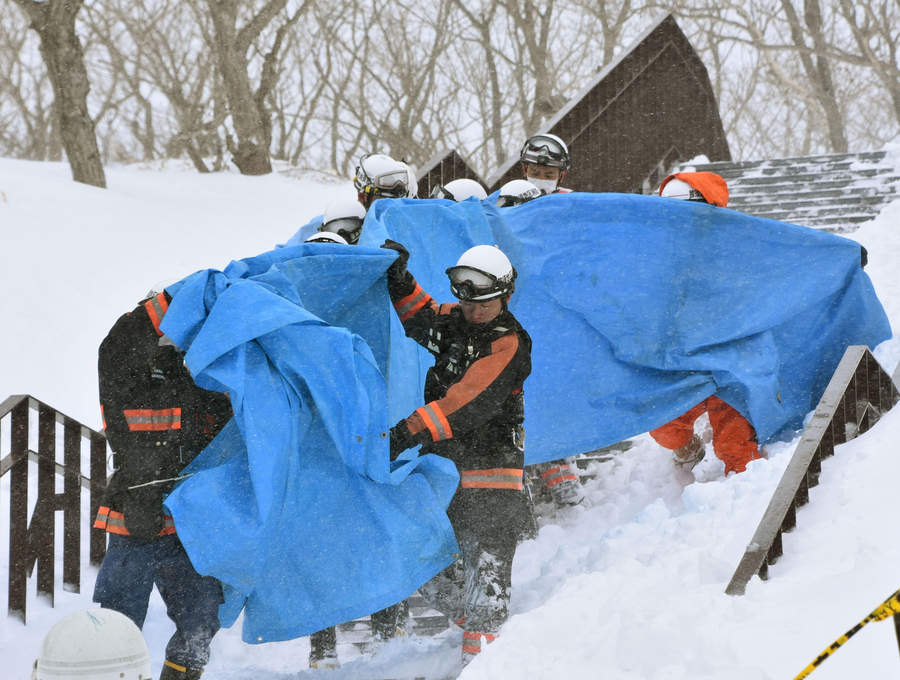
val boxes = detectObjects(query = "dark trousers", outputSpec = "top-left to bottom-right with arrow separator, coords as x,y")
93,533 -> 223,670
419,488 -> 526,663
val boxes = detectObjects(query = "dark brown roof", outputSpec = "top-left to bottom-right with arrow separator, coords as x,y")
486,13 -> 731,194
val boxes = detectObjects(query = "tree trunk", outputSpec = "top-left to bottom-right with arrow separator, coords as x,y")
16,0 -> 106,188
205,0 -> 291,176
780,0 -> 848,153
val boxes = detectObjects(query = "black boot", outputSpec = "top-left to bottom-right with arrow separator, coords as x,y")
159,660 -> 204,680
370,603 -> 400,641
309,626 -> 340,669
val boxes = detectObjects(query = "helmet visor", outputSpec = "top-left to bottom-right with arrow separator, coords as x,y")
430,184 -> 455,201
319,217 -> 363,244
446,265 -> 506,301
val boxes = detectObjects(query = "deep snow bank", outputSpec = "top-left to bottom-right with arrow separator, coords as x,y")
0,159 -> 350,428
1,159 -> 899,680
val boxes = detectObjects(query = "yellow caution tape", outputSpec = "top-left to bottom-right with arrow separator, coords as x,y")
793,589 -> 900,680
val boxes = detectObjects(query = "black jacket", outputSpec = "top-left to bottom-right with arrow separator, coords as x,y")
389,272 -> 532,481
97,291 -> 231,538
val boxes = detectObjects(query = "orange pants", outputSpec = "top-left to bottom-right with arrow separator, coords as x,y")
649,396 -> 760,474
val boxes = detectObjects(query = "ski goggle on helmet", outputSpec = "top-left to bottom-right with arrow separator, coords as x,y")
519,133 -> 571,171
446,245 -> 516,302
353,154 -> 410,198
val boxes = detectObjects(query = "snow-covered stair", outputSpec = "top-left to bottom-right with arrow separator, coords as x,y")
676,150 -> 900,232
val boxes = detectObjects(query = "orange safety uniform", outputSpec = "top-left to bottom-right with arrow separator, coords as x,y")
650,395 -> 760,474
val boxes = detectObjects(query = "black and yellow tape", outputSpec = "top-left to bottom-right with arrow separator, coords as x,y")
793,588 -> 900,680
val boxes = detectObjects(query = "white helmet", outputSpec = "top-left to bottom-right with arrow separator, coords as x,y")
353,154 -> 412,199
660,177 -> 706,202
519,133 -> 571,171
399,162 -> 419,198
319,197 -> 366,244
142,278 -> 180,302
446,245 -> 516,301
497,179 -> 542,208
430,178 -> 487,202
305,232 -> 349,245
32,609 -> 151,680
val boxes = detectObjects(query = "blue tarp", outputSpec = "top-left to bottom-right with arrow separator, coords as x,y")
159,244 -> 460,643
364,193 -> 890,463
158,192 -> 889,643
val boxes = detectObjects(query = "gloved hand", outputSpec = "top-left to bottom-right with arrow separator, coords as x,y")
389,421 -> 416,461
381,239 -> 410,285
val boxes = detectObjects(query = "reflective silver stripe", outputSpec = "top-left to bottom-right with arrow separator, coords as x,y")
462,472 -> 522,483
422,403 -> 449,440
149,295 -> 167,323
105,516 -> 127,528
396,289 -> 428,318
125,414 -> 180,425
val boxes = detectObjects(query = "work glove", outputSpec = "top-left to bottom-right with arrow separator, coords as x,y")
389,421 -> 416,461
381,239 -> 410,286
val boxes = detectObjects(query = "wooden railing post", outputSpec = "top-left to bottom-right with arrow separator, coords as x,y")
35,404 -> 56,605
8,400 -> 29,622
3,395 -> 109,621
62,418 -> 81,593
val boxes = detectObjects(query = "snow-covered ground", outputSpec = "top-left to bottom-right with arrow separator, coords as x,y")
1,158 -> 899,680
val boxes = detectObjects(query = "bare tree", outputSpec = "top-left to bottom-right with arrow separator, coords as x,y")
835,0 -> 900,130
0,6 -> 62,160
204,0 -> 311,175
11,0 -> 105,186
778,0 -> 847,152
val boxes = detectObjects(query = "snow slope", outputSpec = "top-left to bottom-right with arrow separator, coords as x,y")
1,158 -> 899,680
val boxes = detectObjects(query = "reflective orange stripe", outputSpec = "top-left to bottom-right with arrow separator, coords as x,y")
123,408 -> 181,431
394,284 -> 433,322
462,631 -> 496,654
414,406 -> 440,442
100,404 -> 106,430
164,660 -> 187,673
460,468 -> 523,490
145,292 -> 169,336
94,507 -> 176,536
542,464 -> 578,487
415,402 -> 452,442
94,506 -> 110,529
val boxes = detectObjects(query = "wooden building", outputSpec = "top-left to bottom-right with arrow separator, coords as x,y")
416,13 -> 731,197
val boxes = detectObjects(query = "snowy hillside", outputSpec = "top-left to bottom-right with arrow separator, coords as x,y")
1,159 -> 899,680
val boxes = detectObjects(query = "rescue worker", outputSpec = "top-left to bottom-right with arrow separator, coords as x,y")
430,178 -> 488,202
93,281 -> 232,680
519,133 -> 572,194
652,172 -> 762,474
283,153 -> 416,246
354,153 -> 418,208
515,135 -> 584,505
496,179 -> 542,208
381,240 -> 533,666
318,197 -> 366,244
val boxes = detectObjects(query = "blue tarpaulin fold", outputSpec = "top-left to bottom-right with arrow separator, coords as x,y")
159,244 -> 459,643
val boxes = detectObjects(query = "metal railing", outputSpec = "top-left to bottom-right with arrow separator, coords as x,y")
1,395 -> 108,622
726,346 -> 900,596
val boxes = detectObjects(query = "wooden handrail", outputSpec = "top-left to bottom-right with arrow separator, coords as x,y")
726,346 -> 900,596
1,395 -> 109,622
